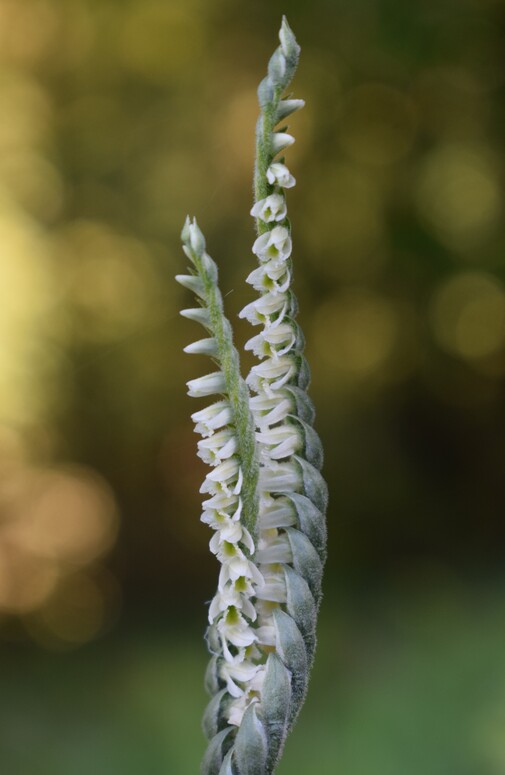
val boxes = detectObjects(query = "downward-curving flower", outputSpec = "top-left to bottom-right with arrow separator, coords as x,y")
178,17 -> 327,775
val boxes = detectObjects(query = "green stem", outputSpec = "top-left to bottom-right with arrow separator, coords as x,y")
190,248 -> 259,542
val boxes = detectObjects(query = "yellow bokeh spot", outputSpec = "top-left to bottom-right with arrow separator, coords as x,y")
0,200 -> 56,424
430,272 -> 505,359
416,146 -> 501,249
0,0 -> 58,66
0,543 -> 58,614
4,466 -> 119,566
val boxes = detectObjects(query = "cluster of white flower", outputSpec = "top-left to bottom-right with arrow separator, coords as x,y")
220,159 -> 305,728
181,19 -> 327,775
189,400 -> 268,726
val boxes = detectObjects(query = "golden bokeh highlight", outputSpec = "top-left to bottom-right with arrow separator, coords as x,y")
4,467 -> 119,566
415,145 -> 501,250
0,428 -> 120,645
0,201 -> 55,424
430,273 -> 505,360
0,0 -> 58,67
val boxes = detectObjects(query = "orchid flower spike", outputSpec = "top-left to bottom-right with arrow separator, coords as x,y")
178,17 -> 327,775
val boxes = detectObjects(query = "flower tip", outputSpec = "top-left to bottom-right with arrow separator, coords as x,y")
181,215 -> 191,243
279,16 -> 300,59
188,219 -> 206,255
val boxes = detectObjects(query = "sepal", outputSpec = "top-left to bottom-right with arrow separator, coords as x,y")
180,307 -> 211,327
203,688 -> 231,740
205,654 -> 223,695
201,727 -> 235,775
184,338 -> 219,356
175,273 -> 206,298
234,704 -> 268,775
268,48 -> 287,85
284,565 -> 317,659
272,608 -> 308,724
279,17 -> 301,64
271,132 -> 295,154
258,77 -> 275,108
275,99 -> 305,123
284,386 -> 315,425
289,416 -> 324,471
260,653 -> 291,771
219,750 -> 236,775
294,455 -> 328,513
187,372 -> 227,398
285,527 -> 323,603
285,493 -> 326,561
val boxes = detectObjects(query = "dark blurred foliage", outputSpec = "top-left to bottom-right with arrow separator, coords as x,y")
1,0 -> 505,771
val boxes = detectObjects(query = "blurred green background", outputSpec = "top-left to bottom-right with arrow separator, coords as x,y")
1,0 -> 505,772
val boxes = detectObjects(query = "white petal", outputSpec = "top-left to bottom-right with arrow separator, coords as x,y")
271,132 -> 295,154
187,371 -> 226,398
184,338 -> 218,356
266,162 -> 296,188
180,307 -> 211,326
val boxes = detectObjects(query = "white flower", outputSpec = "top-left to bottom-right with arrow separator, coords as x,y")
252,226 -> 292,262
191,400 -> 232,437
226,665 -> 266,725
256,423 -> 301,460
266,162 -> 296,189
246,265 -> 291,296
186,371 -> 226,398
250,394 -> 292,429
255,623 -> 276,646
200,459 -> 243,496
228,692 -> 258,727
259,460 -> 302,493
217,606 -> 257,649
183,338 -> 218,356
271,132 -> 295,154
254,573 -> 287,603
188,220 -> 206,254
246,355 -> 296,393
250,194 -> 287,223
276,98 -> 305,121
209,584 -> 257,624
201,492 -> 240,517
197,428 -> 237,465
218,556 -> 264,590
255,532 -> 293,564
220,659 -> 262,698
258,495 -> 296,529
245,322 -> 296,359
209,524 -> 254,558
180,307 -> 211,326
207,518 -> 243,547
238,292 -> 287,326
